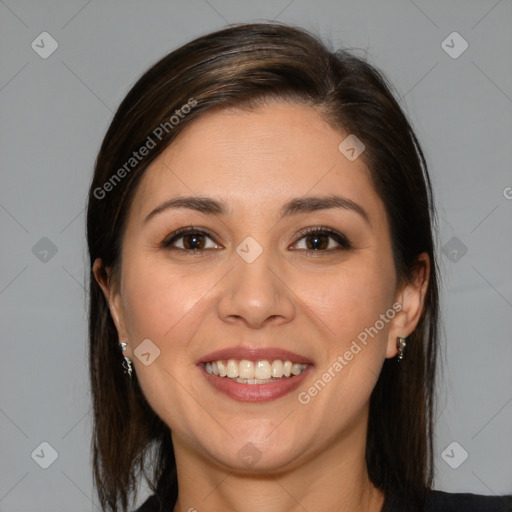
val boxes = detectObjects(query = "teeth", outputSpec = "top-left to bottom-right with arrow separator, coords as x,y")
291,363 -> 303,376
271,360 -> 284,378
239,359 -> 254,379
226,359 -> 238,378
205,359 -> 308,381
217,360 -> 227,377
234,378 -> 274,384
254,360 -> 271,379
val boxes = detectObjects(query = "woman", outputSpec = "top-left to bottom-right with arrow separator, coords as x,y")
86,23 -> 511,512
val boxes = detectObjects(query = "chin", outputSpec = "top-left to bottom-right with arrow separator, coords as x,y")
200,431 -> 307,474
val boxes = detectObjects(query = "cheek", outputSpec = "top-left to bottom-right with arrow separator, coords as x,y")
299,259 -> 395,344
118,257 -> 216,429
297,269 -> 394,415
120,256 -> 211,344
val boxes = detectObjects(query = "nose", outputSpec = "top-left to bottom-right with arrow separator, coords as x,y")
216,248 -> 296,329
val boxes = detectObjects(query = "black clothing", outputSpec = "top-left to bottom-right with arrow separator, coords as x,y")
134,489 -> 512,511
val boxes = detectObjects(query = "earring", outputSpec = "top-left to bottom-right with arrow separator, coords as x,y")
396,336 -> 407,362
120,342 -> 133,377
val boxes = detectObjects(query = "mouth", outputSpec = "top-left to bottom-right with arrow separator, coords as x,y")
204,358 -> 309,383
197,348 -> 313,402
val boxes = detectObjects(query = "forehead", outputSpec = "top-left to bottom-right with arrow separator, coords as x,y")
128,101 -> 386,224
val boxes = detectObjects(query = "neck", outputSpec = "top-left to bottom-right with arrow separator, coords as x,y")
171,414 -> 385,512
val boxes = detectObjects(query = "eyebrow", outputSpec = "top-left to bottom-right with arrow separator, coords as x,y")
144,194 -> 371,226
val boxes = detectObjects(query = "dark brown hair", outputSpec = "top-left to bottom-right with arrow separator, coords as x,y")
87,22 -> 439,511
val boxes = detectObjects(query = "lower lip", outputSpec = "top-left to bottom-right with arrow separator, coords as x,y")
199,365 -> 312,403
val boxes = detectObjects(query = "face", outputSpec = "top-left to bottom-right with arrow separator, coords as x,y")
97,101 -> 426,473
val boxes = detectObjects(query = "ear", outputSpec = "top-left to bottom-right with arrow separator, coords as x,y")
386,252 -> 430,358
92,258 -> 129,345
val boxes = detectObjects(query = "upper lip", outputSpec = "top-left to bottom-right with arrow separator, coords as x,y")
198,346 -> 313,365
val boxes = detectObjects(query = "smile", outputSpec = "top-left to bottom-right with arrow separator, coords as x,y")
205,359 -> 309,383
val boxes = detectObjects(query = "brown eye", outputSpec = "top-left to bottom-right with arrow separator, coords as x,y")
303,233 -> 330,251
162,228 -> 220,251
181,233 -> 207,250
292,227 -> 352,253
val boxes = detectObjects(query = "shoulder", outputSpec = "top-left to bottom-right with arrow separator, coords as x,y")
131,482 -> 178,511
425,490 -> 512,512
132,494 -> 162,512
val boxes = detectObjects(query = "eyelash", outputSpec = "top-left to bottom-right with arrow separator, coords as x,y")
294,226 -> 352,255
161,226 -> 352,256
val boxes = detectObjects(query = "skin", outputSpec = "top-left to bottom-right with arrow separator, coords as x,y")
95,101 -> 429,512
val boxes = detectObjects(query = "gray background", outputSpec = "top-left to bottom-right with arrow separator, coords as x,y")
1,1 -> 511,510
